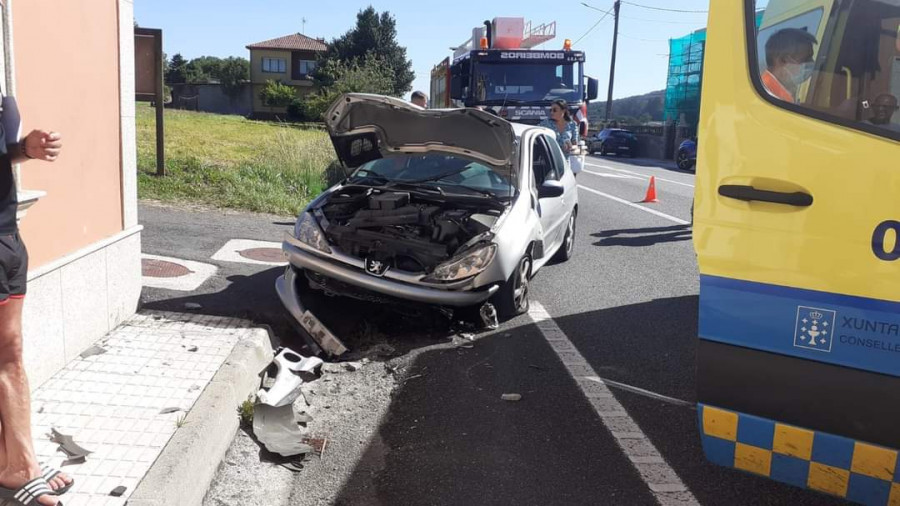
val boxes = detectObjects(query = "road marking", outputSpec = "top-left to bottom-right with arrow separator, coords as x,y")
529,302 -> 698,506
585,162 -> 695,188
578,185 -> 690,226
581,169 -> 641,180
211,239 -> 287,266
141,254 -> 218,292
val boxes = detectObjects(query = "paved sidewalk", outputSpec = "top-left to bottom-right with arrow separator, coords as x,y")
26,311 -> 266,506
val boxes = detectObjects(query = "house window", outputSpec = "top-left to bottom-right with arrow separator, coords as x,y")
297,60 -> 316,76
262,57 -> 286,73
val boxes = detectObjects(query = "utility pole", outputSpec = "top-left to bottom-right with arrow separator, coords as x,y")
605,0 -> 621,122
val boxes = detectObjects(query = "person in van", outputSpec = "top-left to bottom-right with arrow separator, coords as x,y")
762,28 -> 818,103
866,93 -> 900,131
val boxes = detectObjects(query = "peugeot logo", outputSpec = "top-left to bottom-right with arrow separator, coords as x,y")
365,258 -> 389,277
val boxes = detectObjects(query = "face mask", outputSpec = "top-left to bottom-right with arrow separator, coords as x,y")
784,62 -> 814,88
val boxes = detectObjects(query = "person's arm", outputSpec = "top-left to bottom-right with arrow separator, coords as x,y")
6,129 -> 62,164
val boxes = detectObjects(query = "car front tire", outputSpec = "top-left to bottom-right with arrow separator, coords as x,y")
677,150 -> 695,171
494,254 -> 531,319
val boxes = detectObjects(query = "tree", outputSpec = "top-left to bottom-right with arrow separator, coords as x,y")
217,57 -> 250,97
318,6 -> 414,96
166,53 -> 188,84
302,54 -> 394,120
259,80 -> 296,111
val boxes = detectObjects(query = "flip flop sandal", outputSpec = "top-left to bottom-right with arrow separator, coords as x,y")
0,476 -> 63,505
40,465 -> 73,495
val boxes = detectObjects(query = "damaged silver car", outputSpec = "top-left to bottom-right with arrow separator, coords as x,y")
276,94 -> 578,354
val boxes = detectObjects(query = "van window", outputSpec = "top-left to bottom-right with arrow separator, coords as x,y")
751,0 -> 900,139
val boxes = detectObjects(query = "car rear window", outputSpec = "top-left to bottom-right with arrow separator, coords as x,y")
612,131 -> 636,139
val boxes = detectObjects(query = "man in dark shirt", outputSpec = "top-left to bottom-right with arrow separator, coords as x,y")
0,115 -> 66,505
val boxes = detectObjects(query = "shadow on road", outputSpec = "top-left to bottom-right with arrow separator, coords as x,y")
141,267 -> 460,356
591,224 -> 692,247
327,295 -> 838,506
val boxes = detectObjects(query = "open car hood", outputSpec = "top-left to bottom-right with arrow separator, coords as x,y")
324,94 -> 516,178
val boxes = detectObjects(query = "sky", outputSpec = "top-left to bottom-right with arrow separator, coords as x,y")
134,0 -> 711,101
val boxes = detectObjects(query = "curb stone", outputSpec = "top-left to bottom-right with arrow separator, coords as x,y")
127,324 -> 275,506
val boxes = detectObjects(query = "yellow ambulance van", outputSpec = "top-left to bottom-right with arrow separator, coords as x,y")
694,0 -> 900,504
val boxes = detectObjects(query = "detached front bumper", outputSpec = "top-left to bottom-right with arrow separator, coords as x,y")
281,237 -> 499,308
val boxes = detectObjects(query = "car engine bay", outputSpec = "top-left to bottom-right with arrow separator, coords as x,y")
316,187 -> 504,274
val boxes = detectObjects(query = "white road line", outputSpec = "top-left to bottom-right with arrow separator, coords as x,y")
142,254 -> 217,291
578,185 -> 690,225
211,239 -> 287,266
585,162 -> 695,188
528,302 -> 698,506
581,169 -> 642,180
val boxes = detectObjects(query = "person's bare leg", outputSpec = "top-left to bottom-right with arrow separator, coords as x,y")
0,298 -> 60,505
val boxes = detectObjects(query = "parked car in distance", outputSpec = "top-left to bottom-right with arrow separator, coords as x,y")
677,138 -> 697,171
588,128 -> 639,157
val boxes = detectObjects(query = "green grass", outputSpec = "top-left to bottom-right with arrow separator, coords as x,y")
137,104 -> 338,215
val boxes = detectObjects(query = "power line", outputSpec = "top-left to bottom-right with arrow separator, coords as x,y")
574,3 -> 616,46
621,1 -> 708,14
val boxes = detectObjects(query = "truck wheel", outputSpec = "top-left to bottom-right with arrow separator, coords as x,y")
494,255 -> 531,319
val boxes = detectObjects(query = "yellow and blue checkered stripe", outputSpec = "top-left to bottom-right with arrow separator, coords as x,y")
700,404 -> 900,505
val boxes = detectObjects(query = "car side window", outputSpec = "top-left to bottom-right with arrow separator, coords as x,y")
543,134 -> 567,178
532,136 -> 553,185
751,0 -> 900,140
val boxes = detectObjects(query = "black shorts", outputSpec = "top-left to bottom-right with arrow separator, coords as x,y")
0,233 -> 27,304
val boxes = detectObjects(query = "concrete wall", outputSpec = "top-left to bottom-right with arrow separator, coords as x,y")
171,84 -> 253,116
9,0 -> 142,387
13,0 -> 125,268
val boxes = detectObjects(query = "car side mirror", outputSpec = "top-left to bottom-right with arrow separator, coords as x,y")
587,78 -> 600,101
538,179 -> 565,199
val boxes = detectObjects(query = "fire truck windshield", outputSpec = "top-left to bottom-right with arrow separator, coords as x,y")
473,62 -> 583,104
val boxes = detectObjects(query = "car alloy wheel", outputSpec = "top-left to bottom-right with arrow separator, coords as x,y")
677,151 -> 692,171
513,255 -> 531,313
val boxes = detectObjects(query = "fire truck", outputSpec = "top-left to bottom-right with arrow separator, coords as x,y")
430,17 -> 599,133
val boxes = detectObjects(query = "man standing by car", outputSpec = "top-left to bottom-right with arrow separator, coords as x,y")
762,28 -> 818,103
0,102 -> 68,505
411,91 -> 428,108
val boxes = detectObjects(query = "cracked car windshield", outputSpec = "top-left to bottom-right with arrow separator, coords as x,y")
476,62 -> 580,102
350,154 -> 514,196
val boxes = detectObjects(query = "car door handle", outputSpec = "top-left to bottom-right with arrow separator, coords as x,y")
718,185 -> 813,207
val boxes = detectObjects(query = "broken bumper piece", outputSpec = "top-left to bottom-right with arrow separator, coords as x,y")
281,238 -> 499,307
257,348 -> 323,407
276,267 -> 349,356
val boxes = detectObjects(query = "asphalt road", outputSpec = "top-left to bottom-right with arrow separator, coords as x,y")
140,156 -> 849,505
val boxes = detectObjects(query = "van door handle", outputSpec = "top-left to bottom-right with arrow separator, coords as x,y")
718,185 -> 813,207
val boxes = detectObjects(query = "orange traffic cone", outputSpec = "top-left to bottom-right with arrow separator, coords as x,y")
642,176 -> 659,203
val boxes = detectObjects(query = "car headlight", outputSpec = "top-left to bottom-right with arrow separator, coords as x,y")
426,244 -> 497,282
294,212 -> 332,253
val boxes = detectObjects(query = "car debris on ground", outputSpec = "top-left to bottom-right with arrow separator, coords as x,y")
250,347 -> 328,464
49,428 -> 93,463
